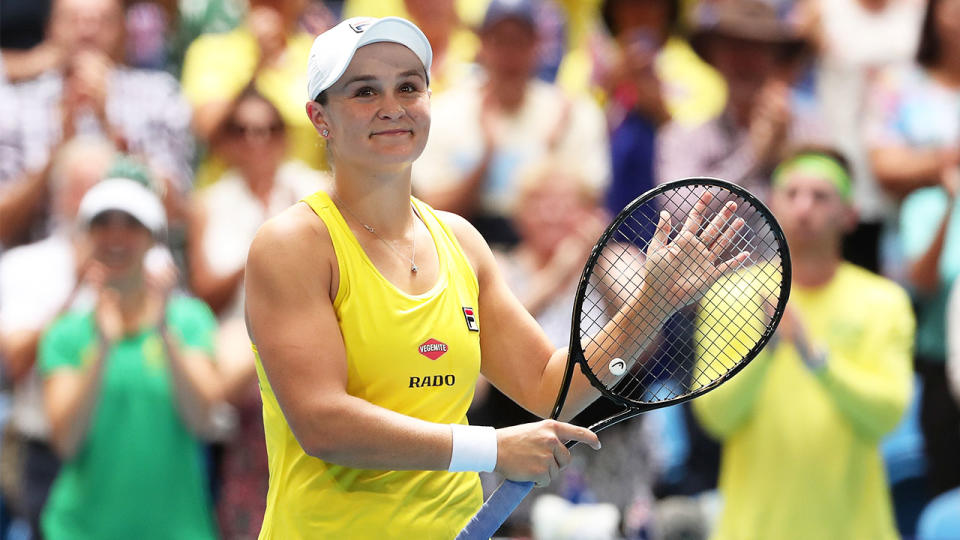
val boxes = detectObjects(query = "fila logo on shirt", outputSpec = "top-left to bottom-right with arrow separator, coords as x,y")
462,307 -> 479,332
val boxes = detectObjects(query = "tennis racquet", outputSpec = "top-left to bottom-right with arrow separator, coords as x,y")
457,177 -> 791,539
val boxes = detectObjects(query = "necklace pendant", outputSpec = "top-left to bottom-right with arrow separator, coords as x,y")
363,224 -> 375,233
411,263 -> 418,274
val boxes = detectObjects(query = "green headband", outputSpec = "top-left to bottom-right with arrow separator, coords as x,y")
772,154 -> 852,201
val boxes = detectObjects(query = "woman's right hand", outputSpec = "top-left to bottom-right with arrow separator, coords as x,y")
494,419 -> 600,487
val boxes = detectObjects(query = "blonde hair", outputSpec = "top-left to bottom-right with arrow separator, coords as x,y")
510,156 -> 601,213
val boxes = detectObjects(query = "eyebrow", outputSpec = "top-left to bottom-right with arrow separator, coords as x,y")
339,69 -> 426,88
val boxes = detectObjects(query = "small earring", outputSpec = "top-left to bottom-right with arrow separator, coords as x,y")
321,129 -> 329,137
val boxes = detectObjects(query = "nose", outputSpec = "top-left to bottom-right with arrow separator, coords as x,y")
377,92 -> 405,120
792,191 -> 816,216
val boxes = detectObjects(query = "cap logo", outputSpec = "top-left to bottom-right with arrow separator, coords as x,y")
349,19 -> 374,33
418,338 -> 448,360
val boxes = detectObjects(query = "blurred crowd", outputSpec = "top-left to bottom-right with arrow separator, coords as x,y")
0,0 -> 959,539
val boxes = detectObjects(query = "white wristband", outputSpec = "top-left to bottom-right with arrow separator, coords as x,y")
448,424 -> 498,473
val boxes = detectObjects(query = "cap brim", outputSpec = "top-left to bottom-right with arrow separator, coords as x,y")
78,178 -> 166,235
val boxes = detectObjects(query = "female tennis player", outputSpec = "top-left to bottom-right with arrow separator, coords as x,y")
244,16 -> 742,539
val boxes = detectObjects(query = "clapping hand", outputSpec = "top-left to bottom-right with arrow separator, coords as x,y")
641,190 -> 750,313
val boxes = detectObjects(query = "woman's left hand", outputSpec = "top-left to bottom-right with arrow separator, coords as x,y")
641,190 -> 749,313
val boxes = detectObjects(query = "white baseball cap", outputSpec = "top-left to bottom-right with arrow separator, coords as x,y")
78,178 -> 167,236
306,16 -> 433,101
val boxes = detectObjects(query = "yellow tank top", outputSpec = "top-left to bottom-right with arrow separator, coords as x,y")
255,191 -> 484,539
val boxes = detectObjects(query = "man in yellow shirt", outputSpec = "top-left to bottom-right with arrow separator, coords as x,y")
693,148 -> 915,540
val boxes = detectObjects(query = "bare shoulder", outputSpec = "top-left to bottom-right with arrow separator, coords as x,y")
435,210 -> 487,253
435,210 -> 494,276
249,202 -> 331,263
246,202 -> 336,293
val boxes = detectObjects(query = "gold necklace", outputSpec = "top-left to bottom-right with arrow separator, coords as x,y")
332,194 -> 419,274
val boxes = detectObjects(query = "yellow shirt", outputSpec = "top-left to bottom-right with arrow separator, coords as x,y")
181,27 -> 327,187
256,191 -> 483,539
693,263 -> 914,540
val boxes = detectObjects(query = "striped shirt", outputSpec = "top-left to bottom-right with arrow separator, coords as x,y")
0,67 -> 193,190
656,103 -> 826,202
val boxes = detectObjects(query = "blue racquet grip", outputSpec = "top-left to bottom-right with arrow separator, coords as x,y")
456,479 -> 535,540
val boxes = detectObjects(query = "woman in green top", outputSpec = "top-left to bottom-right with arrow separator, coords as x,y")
38,177 -> 222,540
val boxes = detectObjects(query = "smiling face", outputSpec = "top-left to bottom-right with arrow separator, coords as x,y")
50,0 -> 123,57
88,210 -> 154,287
306,42 -> 431,172
222,93 -> 287,178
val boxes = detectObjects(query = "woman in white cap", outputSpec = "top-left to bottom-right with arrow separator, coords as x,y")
38,177 -> 222,539
244,16 -> 716,538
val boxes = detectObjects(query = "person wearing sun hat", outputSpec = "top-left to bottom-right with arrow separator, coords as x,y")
657,0 -> 826,202
35,165 -> 223,539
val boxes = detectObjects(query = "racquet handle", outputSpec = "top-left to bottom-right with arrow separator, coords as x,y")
455,479 -> 534,540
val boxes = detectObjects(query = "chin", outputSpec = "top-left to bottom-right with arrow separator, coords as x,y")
370,143 -> 425,164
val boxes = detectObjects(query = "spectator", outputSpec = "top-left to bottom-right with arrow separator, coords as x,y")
692,148 -> 914,539
0,136 -> 115,539
0,0 -> 194,248
867,0 -> 960,199
470,159 -> 608,432
468,159 -> 674,537
39,177 -> 221,539
597,0 -> 727,221
413,0 -> 610,246
657,0 -> 822,201
866,0 -> 960,498
898,167 -> 960,498
181,0 -> 333,187
187,87 -> 327,320
805,0 -> 925,272
186,87 -> 326,539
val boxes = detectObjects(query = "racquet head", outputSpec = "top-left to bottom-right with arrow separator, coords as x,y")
553,177 -> 791,425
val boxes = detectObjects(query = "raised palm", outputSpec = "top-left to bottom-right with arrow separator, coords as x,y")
642,191 -> 749,313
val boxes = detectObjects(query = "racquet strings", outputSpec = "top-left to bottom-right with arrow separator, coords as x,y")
579,184 -> 785,404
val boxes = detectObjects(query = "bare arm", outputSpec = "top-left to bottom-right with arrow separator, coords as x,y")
245,205 -> 598,484
869,146 -> 955,199
907,172 -> 957,293
186,200 -> 244,315
216,316 -> 259,405
246,207 -> 472,468
191,100 -> 234,142
455,194 -> 746,421
1,44 -> 61,82
0,168 -> 49,246
417,144 -> 493,217
907,200 -> 954,293
417,98 -> 496,217
161,325 -> 222,439
44,333 -> 110,459
0,329 -> 43,383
